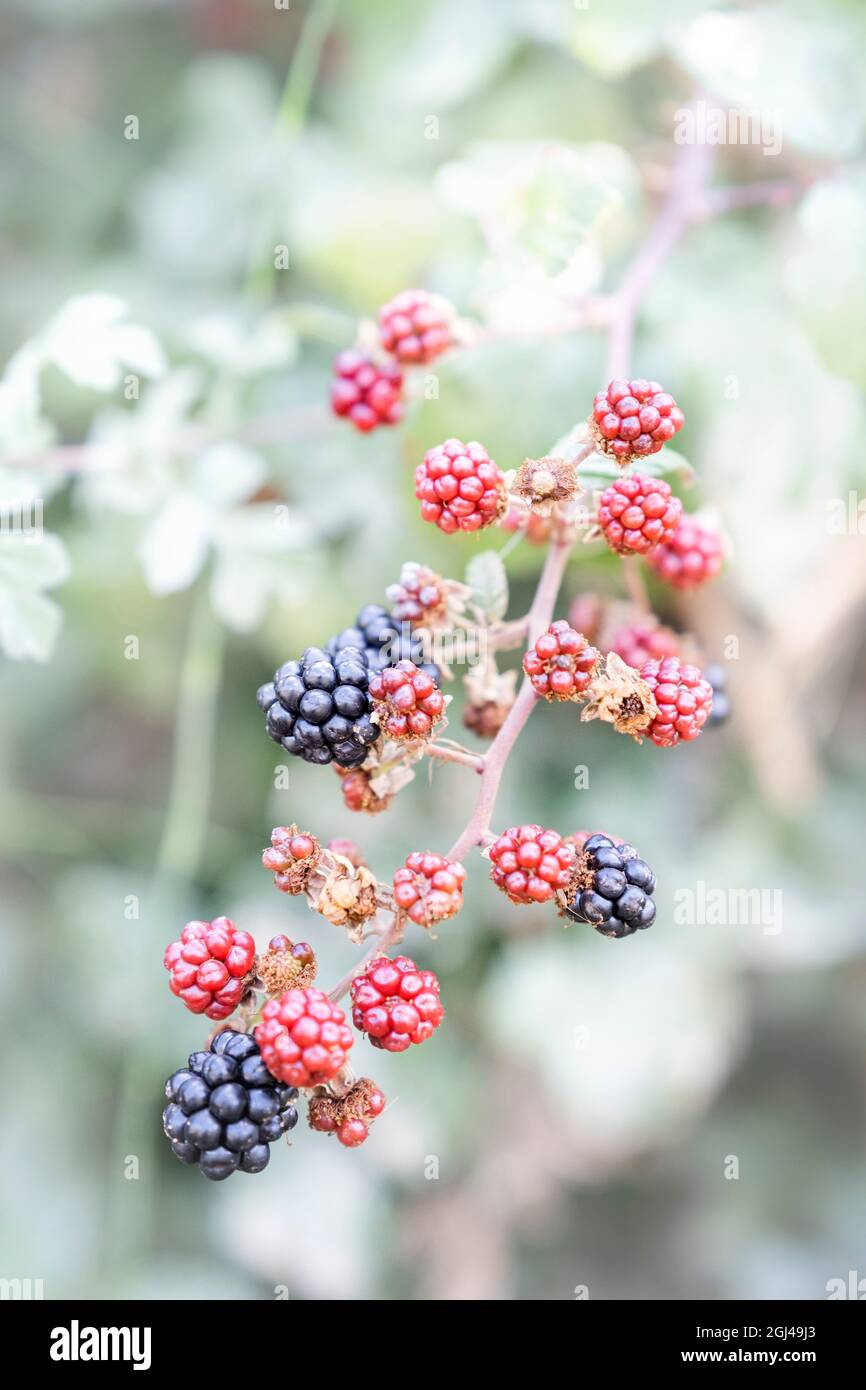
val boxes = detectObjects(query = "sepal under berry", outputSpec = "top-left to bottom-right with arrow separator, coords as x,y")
308,1076 -> 387,1147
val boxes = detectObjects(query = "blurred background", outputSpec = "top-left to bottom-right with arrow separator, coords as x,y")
1,0 -> 865,1302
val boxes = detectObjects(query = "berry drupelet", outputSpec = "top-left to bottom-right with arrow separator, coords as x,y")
563,833 -> 657,939
256,988 -> 354,1088
351,955 -> 444,1051
597,474 -> 682,555
488,824 -> 576,904
522,620 -> 599,701
590,378 -> 685,463
640,655 -> 714,747
415,439 -> 506,534
162,1030 -> 298,1180
164,918 -> 256,1020
646,516 -> 724,589
330,351 -> 403,432
378,288 -> 454,364
392,851 -> 466,926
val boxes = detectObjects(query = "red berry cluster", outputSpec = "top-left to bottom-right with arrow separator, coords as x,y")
610,619 -> 680,670
640,656 -> 714,747
163,918 -> 256,1020
261,826 -> 320,894
378,288 -> 454,364
335,766 -> 391,815
646,517 -> 724,589
351,955 -> 444,1051
415,438 -> 506,534
597,474 -> 683,555
591,378 -> 684,462
308,1078 -> 387,1148
256,988 -> 354,1087
523,620 -> 600,701
368,660 -> 445,740
330,351 -> 403,433
386,561 -> 446,626
488,825 -> 576,904
392,851 -> 466,926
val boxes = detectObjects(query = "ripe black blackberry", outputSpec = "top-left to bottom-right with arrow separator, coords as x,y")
162,1029 -> 298,1181
258,644 -> 379,768
328,603 -> 439,681
258,605 -> 438,768
563,833 -> 656,939
704,663 -> 731,728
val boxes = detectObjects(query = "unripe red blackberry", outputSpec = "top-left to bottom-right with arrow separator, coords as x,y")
308,1077 -> 387,1147
392,851 -> 466,926
330,351 -> 403,432
255,988 -> 354,1088
415,438 -> 506,534
488,824 -> 576,904
597,474 -> 682,555
335,765 -> 392,815
640,655 -> 713,747
563,833 -> 657,939
523,621 -> 600,701
385,561 -> 446,627
609,619 -> 680,670
378,288 -> 454,364
164,918 -> 256,1020
350,955 -> 444,1051
368,659 -> 445,741
261,826 -> 321,894
590,379 -> 684,463
646,517 -> 724,589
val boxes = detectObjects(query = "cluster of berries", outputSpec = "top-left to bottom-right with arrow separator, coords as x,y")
523,621 -> 599,701
590,378 -> 684,462
330,289 -> 455,432
257,601 -> 441,769
163,1031 -> 298,1180
161,833 -> 451,1177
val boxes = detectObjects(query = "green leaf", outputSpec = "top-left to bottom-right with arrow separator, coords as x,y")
465,549 -> 509,623
577,447 -> 695,495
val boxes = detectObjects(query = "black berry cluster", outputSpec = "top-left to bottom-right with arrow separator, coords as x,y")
162,1029 -> 298,1180
258,644 -> 378,768
564,834 -> 656,939
258,604 -> 439,768
327,603 -> 438,680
